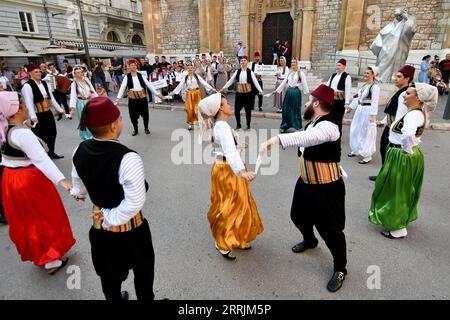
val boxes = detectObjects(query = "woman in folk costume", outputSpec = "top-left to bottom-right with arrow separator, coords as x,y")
169,64 -> 215,130
347,66 -> 381,164
0,92 -> 75,274
69,65 -> 98,140
149,67 -> 163,104
215,56 -> 230,91
198,93 -> 263,260
369,83 -> 438,239
273,56 -> 290,113
273,58 -> 309,133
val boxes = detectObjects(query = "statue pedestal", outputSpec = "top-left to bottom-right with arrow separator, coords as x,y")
356,82 -> 397,106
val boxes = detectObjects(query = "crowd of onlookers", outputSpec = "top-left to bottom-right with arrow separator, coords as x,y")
418,53 -> 450,96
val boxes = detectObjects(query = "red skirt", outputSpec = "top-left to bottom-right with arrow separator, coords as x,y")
1,166 -> 76,266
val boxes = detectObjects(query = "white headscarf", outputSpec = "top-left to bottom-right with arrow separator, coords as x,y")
197,93 -> 222,144
369,65 -> 380,81
0,92 -> 20,146
414,82 -> 438,112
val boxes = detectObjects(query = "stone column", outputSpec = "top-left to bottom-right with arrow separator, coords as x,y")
341,0 -> 365,51
300,0 -> 315,63
240,0 -> 251,56
198,0 -> 224,53
292,8 -> 303,61
141,0 -> 162,54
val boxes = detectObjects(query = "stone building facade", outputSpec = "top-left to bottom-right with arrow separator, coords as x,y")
142,0 -> 450,74
0,0 -> 147,70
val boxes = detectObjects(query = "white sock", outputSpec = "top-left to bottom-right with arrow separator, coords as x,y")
45,259 -> 62,269
391,228 -> 407,238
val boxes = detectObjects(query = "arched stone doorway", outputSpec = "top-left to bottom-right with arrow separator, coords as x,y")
240,0 -> 315,64
262,12 -> 293,64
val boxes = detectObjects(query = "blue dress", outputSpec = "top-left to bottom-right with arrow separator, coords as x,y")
418,61 -> 429,83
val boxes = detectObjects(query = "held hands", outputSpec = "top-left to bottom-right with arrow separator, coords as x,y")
259,91 -> 264,96
58,179 -> 72,193
240,170 -> 256,181
92,210 -> 104,223
259,136 -> 280,155
345,107 -> 352,114
69,108 -> 76,116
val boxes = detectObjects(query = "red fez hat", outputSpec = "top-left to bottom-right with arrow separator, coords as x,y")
311,84 -> 334,107
127,59 -> 138,66
84,97 -> 120,128
26,64 -> 39,72
241,56 -> 249,61
399,65 -> 415,79
337,59 -> 347,66
254,52 -> 260,57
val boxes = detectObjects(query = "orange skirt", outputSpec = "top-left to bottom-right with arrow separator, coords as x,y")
185,89 -> 201,125
1,166 -> 75,266
207,161 -> 263,251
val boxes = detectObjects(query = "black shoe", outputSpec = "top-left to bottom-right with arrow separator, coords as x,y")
0,215 -> 7,225
145,129 -> 150,135
121,291 -> 129,301
246,126 -> 251,131
132,130 -> 138,136
327,271 -> 346,292
291,241 -> 318,253
57,113 -> 63,121
240,243 -> 252,250
369,176 -> 377,181
358,159 -> 371,164
236,125 -> 241,130
215,245 -> 236,260
258,107 -> 262,112
49,152 -> 64,160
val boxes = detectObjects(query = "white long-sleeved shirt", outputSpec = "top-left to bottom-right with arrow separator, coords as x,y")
116,73 -> 159,99
1,127 -> 65,184
213,120 -> 245,175
389,109 -> 425,154
276,66 -> 290,81
381,91 -> 407,126
69,79 -> 98,109
278,117 -> 340,149
327,72 -> 352,104
172,74 -> 213,95
71,141 -> 147,229
350,83 -> 380,116
276,71 -> 310,94
22,79 -> 63,120
221,68 -> 264,92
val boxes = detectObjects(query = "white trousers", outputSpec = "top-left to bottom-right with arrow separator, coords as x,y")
349,105 -> 377,159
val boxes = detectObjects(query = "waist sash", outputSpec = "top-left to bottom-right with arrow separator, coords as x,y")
299,156 -> 341,184
92,205 -> 144,232
35,98 -> 49,113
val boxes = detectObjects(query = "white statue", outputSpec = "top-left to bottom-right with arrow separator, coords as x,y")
370,8 -> 416,83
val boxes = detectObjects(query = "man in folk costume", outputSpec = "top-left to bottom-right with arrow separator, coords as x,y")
220,56 -> 264,130
116,59 -> 162,136
260,84 -> 348,293
368,65 -> 415,181
71,97 -> 155,300
21,64 -> 64,159
326,59 -> 352,132
250,52 -> 264,111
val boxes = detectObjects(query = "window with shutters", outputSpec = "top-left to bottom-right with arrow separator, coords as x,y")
19,11 -> 36,33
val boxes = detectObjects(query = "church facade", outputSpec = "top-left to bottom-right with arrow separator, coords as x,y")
142,0 -> 450,74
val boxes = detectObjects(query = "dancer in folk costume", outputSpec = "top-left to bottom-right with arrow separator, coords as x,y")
21,64 -> 64,159
368,65 -> 415,181
169,64 -> 215,130
274,58 -> 309,132
347,66 -> 381,164
273,56 -> 290,113
198,93 -> 263,260
69,65 -> 98,140
0,92 -> 75,274
220,56 -> 264,130
369,83 -> 438,239
71,97 -> 155,300
116,59 -> 162,136
260,85 -> 348,293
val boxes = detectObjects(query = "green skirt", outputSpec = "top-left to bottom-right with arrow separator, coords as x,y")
368,145 -> 424,231
280,88 -> 302,131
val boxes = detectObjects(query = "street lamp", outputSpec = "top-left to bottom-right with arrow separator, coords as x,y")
75,0 -> 91,70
